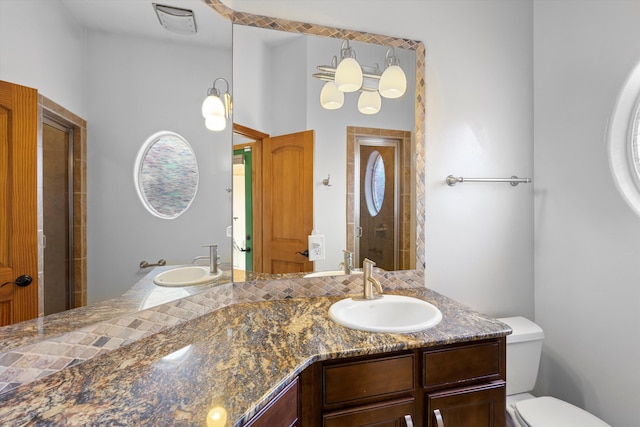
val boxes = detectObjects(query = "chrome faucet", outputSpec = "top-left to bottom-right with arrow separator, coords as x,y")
355,258 -> 383,300
339,250 -> 354,274
192,244 -> 219,274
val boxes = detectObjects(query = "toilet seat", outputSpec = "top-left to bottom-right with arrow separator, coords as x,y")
513,396 -> 611,427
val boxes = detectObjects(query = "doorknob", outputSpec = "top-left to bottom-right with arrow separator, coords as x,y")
1,275 -> 33,288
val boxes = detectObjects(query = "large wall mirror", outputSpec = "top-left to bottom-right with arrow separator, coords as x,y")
216,1 -> 426,281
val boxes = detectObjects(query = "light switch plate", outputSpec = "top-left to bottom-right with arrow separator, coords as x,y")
308,234 -> 325,261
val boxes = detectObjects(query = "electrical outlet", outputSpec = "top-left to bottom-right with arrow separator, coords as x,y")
308,234 -> 325,261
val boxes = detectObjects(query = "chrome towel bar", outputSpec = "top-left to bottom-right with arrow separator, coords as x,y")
446,175 -> 532,187
140,259 -> 167,269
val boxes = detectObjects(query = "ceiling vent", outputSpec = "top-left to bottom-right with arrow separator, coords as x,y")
153,3 -> 197,35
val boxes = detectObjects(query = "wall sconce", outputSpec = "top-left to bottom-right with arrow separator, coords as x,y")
202,78 -> 232,131
313,40 -> 406,115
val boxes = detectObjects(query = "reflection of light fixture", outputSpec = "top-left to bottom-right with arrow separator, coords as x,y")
313,40 -> 406,115
379,48 -> 407,99
206,406 -> 228,427
320,82 -> 344,110
202,78 -> 232,131
335,40 -> 363,92
358,90 -> 381,115
153,3 -> 197,35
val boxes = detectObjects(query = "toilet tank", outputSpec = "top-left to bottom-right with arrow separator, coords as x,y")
498,316 -> 545,396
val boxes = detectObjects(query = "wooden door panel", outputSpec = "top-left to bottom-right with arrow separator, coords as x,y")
263,130 -> 314,274
0,80 -> 39,325
427,381 -> 505,427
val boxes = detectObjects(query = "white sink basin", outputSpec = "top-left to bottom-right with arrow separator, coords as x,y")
153,266 -> 223,287
328,294 -> 442,333
304,270 -> 363,278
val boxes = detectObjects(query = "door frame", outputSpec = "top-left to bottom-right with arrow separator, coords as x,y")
346,126 -> 414,270
39,95 -> 87,311
233,123 -> 269,273
232,147 -> 254,273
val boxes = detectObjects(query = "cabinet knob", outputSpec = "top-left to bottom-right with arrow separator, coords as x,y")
404,414 -> 414,427
434,409 -> 445,427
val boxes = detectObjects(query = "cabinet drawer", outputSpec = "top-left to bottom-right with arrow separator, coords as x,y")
244,378 -> 298,427
323,353 -> 414,406
323,397 -> 415,427
422,340 -> 502,389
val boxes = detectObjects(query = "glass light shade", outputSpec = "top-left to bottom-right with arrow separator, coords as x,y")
205,115 -> 226,131
335,57 -> 363,92
320,82 -> 344,109
201,95 -> 224,118
378,65 -> 407,99
358,91 -> 381,115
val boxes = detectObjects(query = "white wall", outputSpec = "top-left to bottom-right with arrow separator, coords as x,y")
0,0 -> 86,116
534,1 -> 640,426
86,31 -> 232,303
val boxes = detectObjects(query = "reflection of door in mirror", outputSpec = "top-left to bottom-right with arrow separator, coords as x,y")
233,148 -> 253,280
263,130 -> 314,274
357,140 -> 399,271
233,125 -> 314,276
347,127 -> 413,271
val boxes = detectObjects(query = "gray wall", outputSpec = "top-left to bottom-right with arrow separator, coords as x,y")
86,31 -> 232,302
534,1 -> 640,425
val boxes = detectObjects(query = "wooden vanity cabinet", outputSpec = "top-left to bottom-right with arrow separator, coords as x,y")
244,377 -> 299,427
300,351 -> 418,426
299,337 -> 506,427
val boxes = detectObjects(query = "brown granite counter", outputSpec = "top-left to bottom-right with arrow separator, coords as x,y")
0,265 -> 231,354
0,280 -> 510,427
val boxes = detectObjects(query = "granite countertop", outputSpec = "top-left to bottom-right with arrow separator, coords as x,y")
0,285 -> 510,426
0,265 -> 232,354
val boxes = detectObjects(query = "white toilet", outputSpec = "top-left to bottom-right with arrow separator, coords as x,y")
498,316 -> 611,427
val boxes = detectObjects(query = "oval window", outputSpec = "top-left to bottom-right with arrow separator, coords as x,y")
607,61 -> 640,217
364,150 -> 385,216
134,131 -> 199,219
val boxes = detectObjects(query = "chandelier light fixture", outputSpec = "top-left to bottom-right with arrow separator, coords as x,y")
201,78 -> 232,131
313,41 -> 407,115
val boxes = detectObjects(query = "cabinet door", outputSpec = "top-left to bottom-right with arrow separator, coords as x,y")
323,397 -> 415,427
426,381 -> 505,427
244,378 -> 299,427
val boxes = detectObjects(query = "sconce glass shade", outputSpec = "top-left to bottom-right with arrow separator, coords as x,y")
379,65 -> 407,99
205,115 -> 226,131
320,82 -> 344,109
358,91 -> 381,115
201,94 -> 224,118
335,57 -> 363,93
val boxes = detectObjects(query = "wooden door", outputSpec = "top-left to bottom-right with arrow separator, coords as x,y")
357,142 -> 398,271
262,130 -> 314,274
0,80 -> 39,325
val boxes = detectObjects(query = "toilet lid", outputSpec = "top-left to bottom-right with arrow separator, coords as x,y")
514,397 -> 610,427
